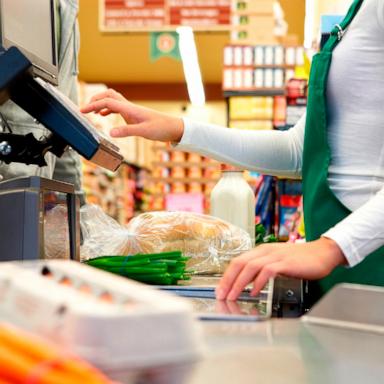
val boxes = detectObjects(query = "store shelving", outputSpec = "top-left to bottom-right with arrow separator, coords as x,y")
224,89 -> 286,97
147,143 -> 221,212
223,43 -> 307,237
151,161 -> 219,169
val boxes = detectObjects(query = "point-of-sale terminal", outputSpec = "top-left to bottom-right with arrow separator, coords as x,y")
0,0 -> 123,262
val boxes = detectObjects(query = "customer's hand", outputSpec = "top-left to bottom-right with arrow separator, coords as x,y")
216,237 -> 347,301
81,89 -> 184,142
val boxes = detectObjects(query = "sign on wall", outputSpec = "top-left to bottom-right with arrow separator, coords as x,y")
100,0 -> 232,32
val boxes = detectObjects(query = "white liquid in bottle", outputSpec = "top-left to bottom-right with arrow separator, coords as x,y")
210,167 -> 256,245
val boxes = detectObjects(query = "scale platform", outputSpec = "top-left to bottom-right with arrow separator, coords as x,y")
158,276 -> 303,321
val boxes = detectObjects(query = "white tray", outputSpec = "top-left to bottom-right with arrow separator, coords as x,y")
0,260 -> 204,371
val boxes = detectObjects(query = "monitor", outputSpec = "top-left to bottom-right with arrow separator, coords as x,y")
0,0 -> 59,85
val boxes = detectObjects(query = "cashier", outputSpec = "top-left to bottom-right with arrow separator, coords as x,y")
82,0 -> 384,303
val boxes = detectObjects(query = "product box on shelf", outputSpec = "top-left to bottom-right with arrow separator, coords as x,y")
229,120 -> 273,130
229,96 -> 274,120
222,44 -> 304,91
233,0 -> 275,14
149,144 -> 220,214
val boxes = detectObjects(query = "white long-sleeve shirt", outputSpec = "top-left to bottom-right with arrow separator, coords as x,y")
176,0 -> 384,267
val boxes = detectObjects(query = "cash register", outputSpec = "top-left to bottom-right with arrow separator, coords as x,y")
0,0 -> 124,261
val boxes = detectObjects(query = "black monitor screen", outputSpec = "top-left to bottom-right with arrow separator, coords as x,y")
0,0 -> 59,85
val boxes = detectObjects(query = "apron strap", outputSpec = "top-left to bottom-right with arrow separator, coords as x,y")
323,0 -> 364,51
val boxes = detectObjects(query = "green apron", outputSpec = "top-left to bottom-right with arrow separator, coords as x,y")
302,0 -> 384,303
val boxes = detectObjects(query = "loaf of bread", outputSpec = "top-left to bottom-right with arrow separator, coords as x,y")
126,211 -> 252,274
79,206 -> 252,273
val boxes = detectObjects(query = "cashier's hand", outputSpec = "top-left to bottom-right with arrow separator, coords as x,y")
80,89 -> 184,142
216,237 -> 347,301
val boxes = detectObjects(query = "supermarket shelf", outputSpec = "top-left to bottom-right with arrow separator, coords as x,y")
152,145 -> 174,151
152,161 -> 220,168
148,177 -> 219,184
151,192 -> 212,197
229,117 -> 274,122
224,89 -> 286,97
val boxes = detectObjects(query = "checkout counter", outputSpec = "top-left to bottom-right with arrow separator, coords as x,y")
185,282 -> 384,384
109,280 -> 384,384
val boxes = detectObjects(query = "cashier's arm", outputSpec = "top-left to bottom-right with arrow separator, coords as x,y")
80,89 -> 184,143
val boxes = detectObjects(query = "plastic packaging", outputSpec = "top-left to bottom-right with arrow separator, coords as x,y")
80,205 -> 140,261
0,260 -> 202,373
80,205 -> 252,274
210,166 -> 256,245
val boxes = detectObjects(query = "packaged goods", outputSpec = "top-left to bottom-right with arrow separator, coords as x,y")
171,151 -> 186,162
243,46 -> 253,65
188,166 -> 202,179
80,204 -> 140,260
0,261 -> 202,373
80,205 -> 252,274
171,166 -> 186,178
188,153 -> 202,162
223,46 -> 234,66
127,211 -> 252,274
171,182 -> 187,193
188,182 -> 203,193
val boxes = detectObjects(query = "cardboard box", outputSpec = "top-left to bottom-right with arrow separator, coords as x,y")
231,31 -> 278,45
234,0 -> 274,14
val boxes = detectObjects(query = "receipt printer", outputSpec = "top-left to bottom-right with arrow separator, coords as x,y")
0,176 -> 80,261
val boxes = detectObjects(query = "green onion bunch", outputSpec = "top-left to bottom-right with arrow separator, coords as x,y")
84,251 -> 193,285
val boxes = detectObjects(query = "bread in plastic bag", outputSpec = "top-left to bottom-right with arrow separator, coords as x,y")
80,205 -> 140,261
125,211 -> 252,274
80,205 -> 252,274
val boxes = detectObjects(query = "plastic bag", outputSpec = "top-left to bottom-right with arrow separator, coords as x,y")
80,205 -> 140,261
127,211 -> 252,274
80,205 -> 252,274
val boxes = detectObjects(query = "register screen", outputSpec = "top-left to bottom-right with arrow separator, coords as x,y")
1,0 -> 55,65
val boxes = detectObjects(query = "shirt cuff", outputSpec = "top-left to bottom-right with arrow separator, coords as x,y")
321,227 -> 364,267
172,117 -> 196,149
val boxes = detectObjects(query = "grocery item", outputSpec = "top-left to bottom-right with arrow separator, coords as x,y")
210,166 -> 256,244
188,153 -> 202,162
171,151 -> 186,162
171,166 -> 186,178
127,211 -> 252,274
188,166 -> 202,179
85,251 -> 192,285
0,260 -> 202,372
0,323 -> 113,384
80,205 -> 252,274
171,182 -> 187,193
188,182 -> 203,193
